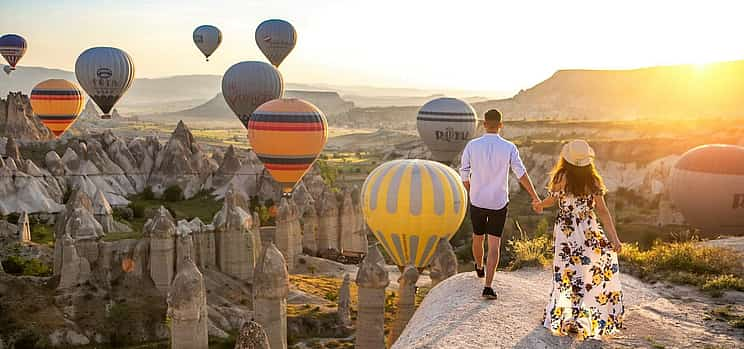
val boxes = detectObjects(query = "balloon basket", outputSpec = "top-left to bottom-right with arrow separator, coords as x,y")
100,114 -> 112,120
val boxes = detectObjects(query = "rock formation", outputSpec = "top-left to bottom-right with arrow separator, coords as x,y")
275,198 -> 301,271
148,121 -> 216,199
338,273 -> 352,327
234,320 -> 270,349
212,145 -> 242,188
58,233 -> 91,289
213,188 -> 260,281
338,186 -> 367,255
253,243 -> 289,349
429,238 -> 458,287
355,244 -> 390,349
16,211 -> 30,242
92,189 -> 115,233
389,265 -> 419,344
167,257 -> 208,349
0,92 -> 54,141
301,203 -> 319,255
147,206 -> 177,293
317,187 -> 339,254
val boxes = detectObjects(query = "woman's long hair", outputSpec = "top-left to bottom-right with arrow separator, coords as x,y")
548,157 -> 606,196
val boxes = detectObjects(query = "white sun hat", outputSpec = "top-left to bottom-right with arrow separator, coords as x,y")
561,140 -> 595,167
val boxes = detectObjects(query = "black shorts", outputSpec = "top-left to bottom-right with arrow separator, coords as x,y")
470,203 -> 508,237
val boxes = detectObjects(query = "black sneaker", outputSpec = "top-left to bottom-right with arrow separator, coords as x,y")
474,264 -> 485,278
482,287 -> 498,300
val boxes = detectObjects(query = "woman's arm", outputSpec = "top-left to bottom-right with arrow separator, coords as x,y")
539,195 -> 556,208
595,194 -> 622,253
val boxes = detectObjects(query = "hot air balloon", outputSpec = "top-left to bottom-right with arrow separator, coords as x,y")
75,47 -> 135,119
30,79 -> 84,138
222,61 -> 284,129
249,98 -> 327,194
669,144 -> 744,234
0,34 -> 27,72
193,25 -> 222,61
416,97 -> 478,164
255,19 -> 297,67
362,159 -> 467,267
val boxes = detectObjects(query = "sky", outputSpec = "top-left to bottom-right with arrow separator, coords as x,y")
2,0 -> 744,97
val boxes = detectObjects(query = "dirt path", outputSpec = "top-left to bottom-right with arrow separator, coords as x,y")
393,269 -> 744,348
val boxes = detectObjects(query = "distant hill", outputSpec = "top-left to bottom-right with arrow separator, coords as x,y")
474,60 -> 744,120
148,90 -> 354,122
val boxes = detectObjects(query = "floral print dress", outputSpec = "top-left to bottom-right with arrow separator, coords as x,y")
543,190 -> 624,339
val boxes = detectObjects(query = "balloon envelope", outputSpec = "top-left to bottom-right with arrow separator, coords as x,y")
416,97 -> 478,163
222,61 -> 284,129
75,47 -> 135,119
255,19 -> 297,67
248,98 -> 327,193
362,159 -> 467,267
30,79 -> 84,138
669,144 -> 744,234
193,25 -> 222,61
0,34 -> 27,70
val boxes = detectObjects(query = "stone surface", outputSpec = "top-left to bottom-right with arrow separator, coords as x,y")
0,93 -> 53,141
167,257 -> 208,349
234,320 -> 270,349
429,238 -> 458,287
253,243 -> 289,349
58,233 -> 91,289
355,244 -> 389,349
317,187 -> 339,254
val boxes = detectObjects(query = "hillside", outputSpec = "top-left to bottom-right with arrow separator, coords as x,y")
149,90 -> 354,123
474,60 -> 744,120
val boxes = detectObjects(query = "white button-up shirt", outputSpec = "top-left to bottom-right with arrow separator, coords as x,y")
460,133 -> 527,210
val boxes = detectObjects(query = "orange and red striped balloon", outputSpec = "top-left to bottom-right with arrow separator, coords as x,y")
30,79 -> 84,138
248,98 -> 328,194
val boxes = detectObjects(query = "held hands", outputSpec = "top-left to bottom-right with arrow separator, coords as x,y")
531,198 -> 543,214
610,236 -> 623,254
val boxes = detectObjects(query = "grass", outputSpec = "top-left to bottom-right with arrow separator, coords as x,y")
506,235 -> 553,270
619,240 -> 744,294
30,223 -> 54,246
709,305 -> 744,329
1,255 -> 52,277
126,191 -> 222,234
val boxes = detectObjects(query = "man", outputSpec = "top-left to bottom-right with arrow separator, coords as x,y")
460,109 -> 541,299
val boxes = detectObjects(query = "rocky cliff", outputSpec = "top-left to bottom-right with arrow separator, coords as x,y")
0,92 -> 54,141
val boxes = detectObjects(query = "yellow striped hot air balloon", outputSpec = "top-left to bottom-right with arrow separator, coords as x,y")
362,159 -> 467,268
30,79 -> 85,138
248,98 -> 328,194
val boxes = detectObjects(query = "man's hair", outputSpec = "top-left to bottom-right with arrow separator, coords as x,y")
484,109 -> 502,123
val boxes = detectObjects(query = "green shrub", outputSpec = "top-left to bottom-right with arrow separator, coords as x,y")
620,240 -> 744,292
142,186 -> 155,200
162,185 -> 183,202
507,235 -> 553,270
30,224 -> 54,246
1,256 -> 52,277
129,202 -> 146,218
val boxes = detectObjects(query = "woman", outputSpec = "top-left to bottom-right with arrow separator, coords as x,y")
534,140 -> 624,340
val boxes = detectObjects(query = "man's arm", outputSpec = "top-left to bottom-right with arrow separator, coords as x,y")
459,143 -> 471,192
510,145 -> 541,206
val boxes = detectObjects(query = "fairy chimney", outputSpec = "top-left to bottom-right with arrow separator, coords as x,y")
338,273 -> 352,327
213,188 -> 260,280
253,243 -> 289,349
429,238 -> 458,287
389,265 -> 419,344
167,256 -> 208,349
275,198 -> 301,271
301,203 -> 319,256
147,206 -> 177,293
355,244 -> 389,349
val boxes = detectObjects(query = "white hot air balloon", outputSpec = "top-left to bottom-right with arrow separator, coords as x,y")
193,25 -> 222,61
255,19 -> 297,67
221,61 -> 284,129
669,144 -> 744,234
75,47 -> 135,119
416,97 -> 478,163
